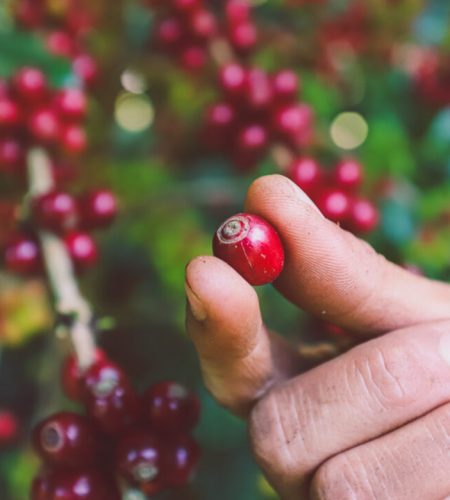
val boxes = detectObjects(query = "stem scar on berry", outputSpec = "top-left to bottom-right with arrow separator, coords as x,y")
213,213 -> 284,286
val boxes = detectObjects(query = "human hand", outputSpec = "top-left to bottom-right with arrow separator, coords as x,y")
185,175 -> 450,499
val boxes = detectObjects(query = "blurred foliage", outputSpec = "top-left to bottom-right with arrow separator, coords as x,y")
0,0 -> 449,499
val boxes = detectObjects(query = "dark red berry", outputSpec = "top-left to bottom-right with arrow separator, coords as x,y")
14,0 -> 44,29
28,109 -> 59,144
64,231 -> 98,270
0,137 -> 25,174
272,70 -> 300,103
82,360 -> 140,435
179,45 -> 207,72
53,89 -> 87,122
316,189 -> 351,223
0,98 -> 21,129
73,54 -> 99,87
244,68 -> 273,111
289,157 -> 323,195
142,381 -> 200,434
235,123 -> 268,157
163,435 -> 200,487
0,411 -> 19,447
333,159 -> 363,192
116,430 -> 164,495
13,67 -> 47,103
79,190 -> 118,229
61,348 -> 107,402
172,0 -> 201,13
228,21 -> 257,53
226,0 -> 251,25
4,235 -> 41,275
203,102 -> 236,150
60,125 -> 87,155
32,412 -> 101,468
347,198 -> 379,233
30,469 -> 120,500
218,63 -> 246,100
188,8 -> 217,40
46,30 -> 77,58
213,213 -> 284,285
156,17 -> 184,49
33,191 -> 78,233
272,103 -> 314,147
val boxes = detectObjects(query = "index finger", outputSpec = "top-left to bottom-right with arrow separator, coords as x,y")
245,175 -> 450,335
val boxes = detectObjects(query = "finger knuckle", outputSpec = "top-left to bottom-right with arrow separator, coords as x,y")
248,388 -> 302,482
350,343 -> 420,410
312,455 -> 375,500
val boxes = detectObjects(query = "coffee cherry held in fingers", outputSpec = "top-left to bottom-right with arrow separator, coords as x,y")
142,381 -> 200,435
32,411 -> 101,468
213,213 -> 285,286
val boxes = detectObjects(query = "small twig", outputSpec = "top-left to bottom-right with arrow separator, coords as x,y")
27,148 -> 96,370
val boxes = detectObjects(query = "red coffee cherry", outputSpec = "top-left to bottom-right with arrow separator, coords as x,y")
156,17 -> 184,49
244,68 -> 273,111
13,67 -> 47,103
333,158 -> 363,192
219,63 -> 247,101
272,70 -> 300,103
347,198 -> 379,233
228,21 -> 257,54
53,88 -> 87,122
64,231 -> 98,270
172,0 -> 201,13
272,103 -> 314,147
213,213 -> 285,285
61,348 -> 107,402
188,8 -> 217,40
4,235 -> 41,275
163,435 -> 200,487
0,97 -> 21,129
60,124 -> 87,155
46,31 -> 77,58
316,189 -> 351,223
226,0 -> 251,25
31,469 -> 120,500
79,189 -> 118,229
235,123 -> 268,156
0,411 -> 19,447
0,137 -> 25,174
32,191 -> 78,233
32,412 -> 101,468
28,109 -> 59,144
179,45 -> 207,72
203,102 -> 236,150
116,431 -> 164,495
14,0 -> 45,29
289,157 -> 323,195
72,54 -> 99,87
82,360 -> 141,435
142,381 -> 200,435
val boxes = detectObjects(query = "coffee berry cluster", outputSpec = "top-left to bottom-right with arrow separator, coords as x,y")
152,0 -> 257,72
13,0 -> 98,87
31,350 -> 200,498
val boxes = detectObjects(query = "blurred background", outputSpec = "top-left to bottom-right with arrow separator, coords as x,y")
0,0 -> 449,498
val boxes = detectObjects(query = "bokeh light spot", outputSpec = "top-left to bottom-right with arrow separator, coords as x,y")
330,112 -> 369,150
114,92 -> 154,133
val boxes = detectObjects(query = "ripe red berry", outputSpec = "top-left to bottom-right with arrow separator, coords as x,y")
172,0 -> 201,13
203,102 -> 236,150
53,88 -> 87,122
218,63 -> 246,100
4,235 -> 41,275
79,190 -> 118,229
188,9 -> 217,40
13,67 -> 47,103
0,411 -> 19,447
244,68 -> 273,111
228,21 -> 257,53
289,157 -> 323,195
142,381 -> 200,435
82,360 -> 140,435
179,45 -> 207,72
316,189 -> 351,223
156,17 -> 184,49
236,123 -> 268,155
272,70 -> 300,103
60,125 -> 87,155
31,469 -> 120,500
61,349 -> 107,402
163,435 -> 200,487
28,109 -> 59,144
46,30 -> 77,58
64,231 -> 98,270
73,54 -> 99,87
32,412 -> 101,468
14,0 -> 44,29
0,98 -> 21,129
33,191 -> 78,233
333,159 -> 363,192
213,213 -> 285,286
347,198 -> 379,233
272,103 -> 314,147
226,0 -> 251,25
115,430 -> 164,495
0,137 -> 25,174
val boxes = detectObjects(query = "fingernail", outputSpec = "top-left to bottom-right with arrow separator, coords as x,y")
185,282 -> 207,322
439,332 -> 450,365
